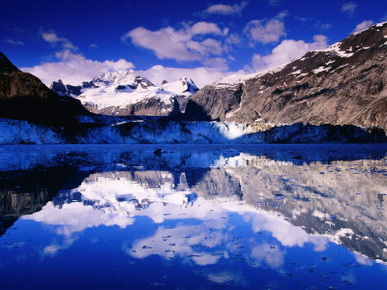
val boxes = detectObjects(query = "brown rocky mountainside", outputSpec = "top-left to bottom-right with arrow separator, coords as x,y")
185,22 -> 387,132
0,52 -> 89,128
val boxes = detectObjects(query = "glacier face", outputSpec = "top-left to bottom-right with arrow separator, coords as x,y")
0,118 -> 64,144
0,117 -> 385,144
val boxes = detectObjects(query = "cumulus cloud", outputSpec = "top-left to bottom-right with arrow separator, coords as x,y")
190,21 -> 225,35
123,22 -> 229,66
21,30 -> 229,88
249,35 -> 328,72
126,27 -> 196,61
21,32 -> 136,85
22,51 -> 227,88
205,1 -> 247,15
353,20 -> 374,33
244,19 -> 286,44
342,2 -> 357,16
22,50 -> 135,86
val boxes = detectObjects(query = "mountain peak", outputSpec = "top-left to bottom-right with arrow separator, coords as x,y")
0,51 -> 20,73
50,70 -> 199,116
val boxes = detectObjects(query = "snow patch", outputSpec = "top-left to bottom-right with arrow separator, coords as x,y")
213,72 -> 259,88
376,21 -> 387,27
317,42 -> 354,58
312,66 -> 331,74
291,70 -> 302,75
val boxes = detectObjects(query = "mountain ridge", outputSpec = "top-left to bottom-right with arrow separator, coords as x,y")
0,52 -> 89,128
50,70 -> 199,116
185,22 -> 387,132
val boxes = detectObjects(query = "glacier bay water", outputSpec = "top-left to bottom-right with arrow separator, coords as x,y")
0,144 -> 386,289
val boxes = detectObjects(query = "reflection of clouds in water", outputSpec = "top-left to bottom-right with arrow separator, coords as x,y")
220,202 -> 328,250
206,270 -> 246,286
43,236 -> 77,257
123,223 -> 226,266
24,202 -> 135,236
24,180 -> 331,264
22,151 -> 385,264
123,198 -> 329,269
252,214 -> 328,250
250,243 -> 284,268
354,252 -> 373,266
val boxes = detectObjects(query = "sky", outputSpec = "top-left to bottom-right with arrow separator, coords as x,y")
1,0 -> 386,87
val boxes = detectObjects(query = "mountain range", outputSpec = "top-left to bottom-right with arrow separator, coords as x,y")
0,21 -> 386,143
50,71 -> 198,116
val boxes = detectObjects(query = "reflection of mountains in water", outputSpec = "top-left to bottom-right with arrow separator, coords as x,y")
52,154 -> 386,263
0,167 -> 80,236
0,145 -> 386,263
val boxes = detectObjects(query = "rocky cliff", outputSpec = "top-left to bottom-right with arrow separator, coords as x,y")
185,22 -> 387,133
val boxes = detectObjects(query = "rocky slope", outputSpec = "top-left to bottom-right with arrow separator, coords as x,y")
51,71 -> 198,116
185,22 -> 387,133
0,52 -> 89,128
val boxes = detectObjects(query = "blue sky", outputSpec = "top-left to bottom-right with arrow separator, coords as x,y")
1,0 -> 386,87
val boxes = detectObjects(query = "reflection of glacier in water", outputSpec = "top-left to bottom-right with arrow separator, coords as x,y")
0,144 -> 387,289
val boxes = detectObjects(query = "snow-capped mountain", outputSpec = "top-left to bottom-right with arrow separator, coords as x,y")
185,22 -> 387,132
51,70 -> 199,116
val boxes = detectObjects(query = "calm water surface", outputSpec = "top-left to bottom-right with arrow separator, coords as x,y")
0,144 -> 386,289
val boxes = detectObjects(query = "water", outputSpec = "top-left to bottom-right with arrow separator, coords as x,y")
0,144 -> 386,289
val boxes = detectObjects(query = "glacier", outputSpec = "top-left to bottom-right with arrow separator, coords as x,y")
0,117 -> 385,144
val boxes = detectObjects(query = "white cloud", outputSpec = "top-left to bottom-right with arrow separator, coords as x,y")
226,34 -> 241,45
190,22 -> 225,35
41,32 -> 77,50
22,50 -> 135,86
4,39 -> 24,46
21,30 -> 229,88
342,2 -> 357,16
125,26 -> 196,61
353,20 -> 374,33
123,22 -> 229,66
205,1 -> 247,15
249,35 -> 328,72
244,19 -> 286,44
276,11 -> 289,19
321,23 -> 333,30
21,32 -> 135,85
269,0 -> 281,6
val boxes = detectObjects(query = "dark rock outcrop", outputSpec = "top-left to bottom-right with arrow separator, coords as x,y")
0,52 -> 89,128
50,79 -> 85,97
